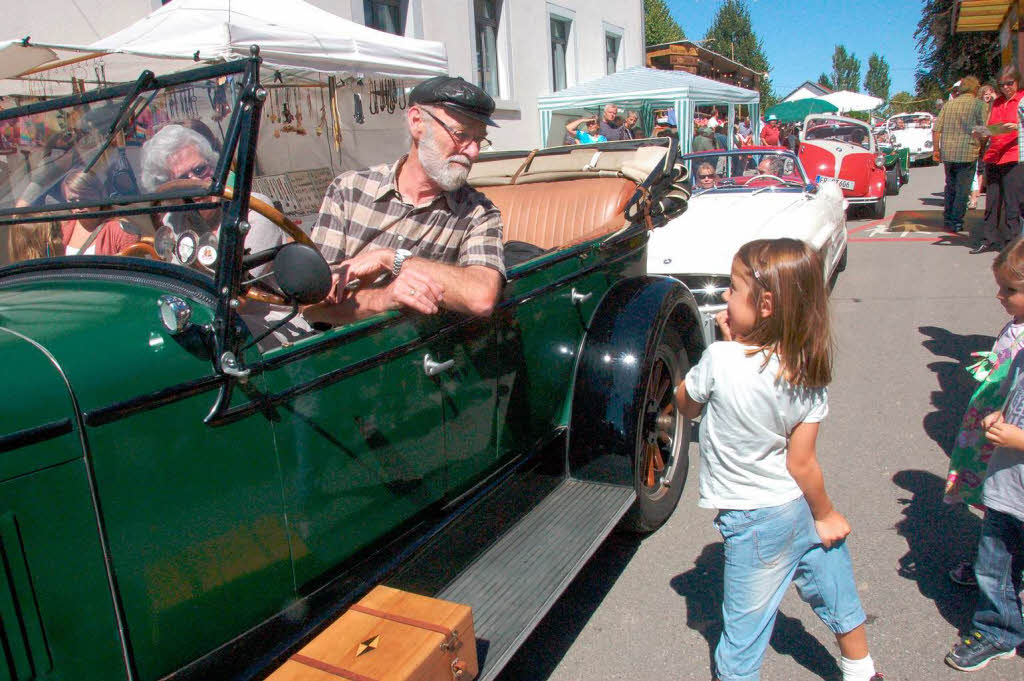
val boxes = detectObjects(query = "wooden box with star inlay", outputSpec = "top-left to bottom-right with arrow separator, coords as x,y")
267,585 -> 478,681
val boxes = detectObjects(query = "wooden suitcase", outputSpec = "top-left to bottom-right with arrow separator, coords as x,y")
267,585 -> 477,681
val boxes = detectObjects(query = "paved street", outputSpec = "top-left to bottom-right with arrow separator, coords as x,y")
497,163 -> 1023,681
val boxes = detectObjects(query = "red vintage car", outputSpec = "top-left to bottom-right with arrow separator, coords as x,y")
798,114 -> 887,219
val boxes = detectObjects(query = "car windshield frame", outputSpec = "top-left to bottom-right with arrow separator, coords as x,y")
0,59 -> 248,223
803,117 -> 873,150
680,149 -> 809,194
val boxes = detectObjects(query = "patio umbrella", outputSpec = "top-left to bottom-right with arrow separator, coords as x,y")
765,98 -> 838,123
820,90 -> 883,113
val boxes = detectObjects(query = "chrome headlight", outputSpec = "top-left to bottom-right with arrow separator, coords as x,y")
678,275 -> 730,306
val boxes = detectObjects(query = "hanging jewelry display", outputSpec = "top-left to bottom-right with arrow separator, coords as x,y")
328,76 -> 344,151
281,87 -> 295,133
316,85 -> 327,137
367,78 -> 380,115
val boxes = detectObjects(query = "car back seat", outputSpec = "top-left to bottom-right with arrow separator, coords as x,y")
479,177 -> 636,250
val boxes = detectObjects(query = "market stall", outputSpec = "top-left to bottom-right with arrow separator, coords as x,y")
536,66 -> 759,154
0,0 -> 448,227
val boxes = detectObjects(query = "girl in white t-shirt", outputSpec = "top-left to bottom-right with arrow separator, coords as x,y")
674,238 -> 882,681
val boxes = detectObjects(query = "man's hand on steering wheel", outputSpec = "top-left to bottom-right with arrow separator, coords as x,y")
324,249 -> 394,304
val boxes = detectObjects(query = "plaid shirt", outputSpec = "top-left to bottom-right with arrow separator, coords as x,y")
312,156 -> 505,278
1019,96 -> 1024,163
934,93 -> 986,162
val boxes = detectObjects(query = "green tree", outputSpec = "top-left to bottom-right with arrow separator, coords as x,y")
828,45 -> 861,92
644,0 -> 685,46
702,0 -> 775,107
818,73 -> 834,90
887,91 -> 918,115
864,53 -> 891,103
916,0 -> 999,93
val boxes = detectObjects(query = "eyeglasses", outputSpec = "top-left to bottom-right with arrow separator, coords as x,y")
1000,80 -> 1017,87
420,107 -> 490,150
698,173 -> 715,179
174,162 -> 212,181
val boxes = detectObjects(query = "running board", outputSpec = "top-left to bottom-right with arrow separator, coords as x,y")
388,477 -> 635,681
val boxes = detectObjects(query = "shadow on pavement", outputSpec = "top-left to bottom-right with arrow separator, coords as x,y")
670,542 -> 843,680
892,469 -> 980,632
494,532 -> 642,681
919,325 -> 995,456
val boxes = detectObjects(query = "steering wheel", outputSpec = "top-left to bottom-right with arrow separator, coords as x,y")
118,239 -> 160,259
145,179 -> 319,303
749,174 -> 788,185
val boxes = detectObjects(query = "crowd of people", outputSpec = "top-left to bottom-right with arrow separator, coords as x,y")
933,65 -> 1024,253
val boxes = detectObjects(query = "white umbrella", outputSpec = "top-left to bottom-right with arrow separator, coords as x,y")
820,90 -> 883,113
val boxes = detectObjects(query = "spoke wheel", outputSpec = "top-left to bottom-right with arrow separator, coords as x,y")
621,326 -> 690,533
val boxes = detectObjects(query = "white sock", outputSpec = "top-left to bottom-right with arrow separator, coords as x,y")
839,653 -> 875,681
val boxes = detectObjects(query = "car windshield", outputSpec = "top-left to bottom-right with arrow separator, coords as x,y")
804,118 -> 871,150
887,114 -> 932,131
681,149 -> 807,194
0,69 -> 240,270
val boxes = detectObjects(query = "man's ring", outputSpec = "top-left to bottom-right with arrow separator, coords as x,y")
409,287 -> 417,296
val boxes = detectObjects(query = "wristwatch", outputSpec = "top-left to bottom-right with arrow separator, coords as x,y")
392,248 -> 412,276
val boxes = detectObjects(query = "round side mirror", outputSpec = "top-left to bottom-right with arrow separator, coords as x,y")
272,243 -> 332,305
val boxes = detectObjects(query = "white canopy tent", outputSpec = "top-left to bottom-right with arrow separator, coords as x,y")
0,0 -> 447,94
536,66 -> 760,154
819,90 -> 883,114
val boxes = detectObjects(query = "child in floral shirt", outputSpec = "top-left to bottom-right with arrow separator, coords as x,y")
945,239 -> 1024,585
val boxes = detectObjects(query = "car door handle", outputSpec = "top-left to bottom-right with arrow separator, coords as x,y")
571,288 -> 592,305
423,354 -> 455,376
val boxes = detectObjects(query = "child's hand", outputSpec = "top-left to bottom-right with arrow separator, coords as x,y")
813,509 -> 851,548
984,418 -> 1024,449
982,411 -> 1004,430
715,310 -> 732,341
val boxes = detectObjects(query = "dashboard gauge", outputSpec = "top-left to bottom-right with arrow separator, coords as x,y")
176,230 -> 199,265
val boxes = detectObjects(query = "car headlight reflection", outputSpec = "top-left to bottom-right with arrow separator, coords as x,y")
679,276 -> 730,306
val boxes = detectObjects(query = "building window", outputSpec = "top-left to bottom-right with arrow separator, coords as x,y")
606,33 -> 621,74
474,0 -> 500,97
364,0 -> 404,35
550,17 -> 571,92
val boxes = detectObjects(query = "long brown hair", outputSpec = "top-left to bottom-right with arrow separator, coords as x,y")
735,238 -> 833,388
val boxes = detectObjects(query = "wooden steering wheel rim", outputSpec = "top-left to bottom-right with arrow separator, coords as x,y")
221,186 -> 315,248
148,178 -> 315,248
118,240 -> 160,259
148,179 -> 316,305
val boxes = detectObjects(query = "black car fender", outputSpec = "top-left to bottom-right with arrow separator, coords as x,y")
567,275 -> 703,484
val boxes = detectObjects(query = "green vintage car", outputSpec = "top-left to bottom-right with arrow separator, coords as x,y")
0,54 -> 701,680
876,137 -> 910,195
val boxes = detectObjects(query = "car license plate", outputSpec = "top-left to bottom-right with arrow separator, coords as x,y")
816,175 -> 855,190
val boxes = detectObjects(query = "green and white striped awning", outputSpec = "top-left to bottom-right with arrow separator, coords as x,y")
537,66 -> 760,153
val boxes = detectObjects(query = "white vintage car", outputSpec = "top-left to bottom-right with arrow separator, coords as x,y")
647,148 -> 848,345
886,112 -> 934,163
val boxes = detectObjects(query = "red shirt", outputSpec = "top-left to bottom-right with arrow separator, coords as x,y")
984,90 -> 1024,164
760,123 -> 780,146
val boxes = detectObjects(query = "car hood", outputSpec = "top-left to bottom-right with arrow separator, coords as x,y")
647,186 -> 843,276
0,275 -> 218,416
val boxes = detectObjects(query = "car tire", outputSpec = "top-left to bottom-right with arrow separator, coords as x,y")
885,169 -> 899,195
871,194 -> 886,220
620,325 -> 690,533
837,246 -> 848,272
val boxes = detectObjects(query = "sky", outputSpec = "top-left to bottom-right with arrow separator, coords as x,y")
665,0 -> 925,98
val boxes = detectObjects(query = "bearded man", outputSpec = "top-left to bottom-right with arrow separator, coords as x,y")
305,76 -> 504,326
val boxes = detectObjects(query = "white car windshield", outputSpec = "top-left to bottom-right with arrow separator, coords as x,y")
683,149 -> 807,194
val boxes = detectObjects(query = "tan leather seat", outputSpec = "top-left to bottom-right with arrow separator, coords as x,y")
480,177 -> 636,250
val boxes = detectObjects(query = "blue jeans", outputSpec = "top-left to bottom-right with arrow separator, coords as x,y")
972,508 -> 1024,651
943,161 -> 975,231
714,497 -> 866,681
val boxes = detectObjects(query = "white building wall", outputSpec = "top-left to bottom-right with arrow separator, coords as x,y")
9,0 -> 642,149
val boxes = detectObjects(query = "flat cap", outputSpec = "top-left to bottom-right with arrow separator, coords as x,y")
409,75 -> 498,127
